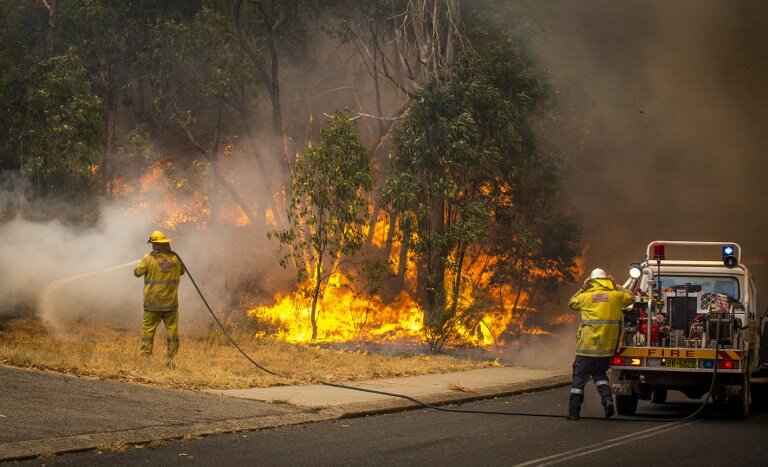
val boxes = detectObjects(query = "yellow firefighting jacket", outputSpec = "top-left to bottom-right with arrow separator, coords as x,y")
134,250 -> 185,312
569,278 -> 634,357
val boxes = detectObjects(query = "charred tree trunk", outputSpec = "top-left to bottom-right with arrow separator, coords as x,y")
420,194 -> 448,329
448,241 -> 467,316
369,4 -> 385,136
393,225 -> 410,293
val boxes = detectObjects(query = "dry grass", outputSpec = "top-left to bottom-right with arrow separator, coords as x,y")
0,317 -> 490,391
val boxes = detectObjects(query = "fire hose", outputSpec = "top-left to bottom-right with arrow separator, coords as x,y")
172,251 -> 723,422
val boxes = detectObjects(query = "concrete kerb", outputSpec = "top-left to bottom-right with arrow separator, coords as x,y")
0,373 -> 571,462
327,373 -> 572,418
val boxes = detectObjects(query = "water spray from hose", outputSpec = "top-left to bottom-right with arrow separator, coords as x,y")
38,260 -> 139,331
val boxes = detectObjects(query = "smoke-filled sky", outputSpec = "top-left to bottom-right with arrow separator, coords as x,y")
530,0 -> 768,306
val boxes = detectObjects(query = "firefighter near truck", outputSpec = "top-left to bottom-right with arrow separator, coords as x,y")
610,241 -> 768,418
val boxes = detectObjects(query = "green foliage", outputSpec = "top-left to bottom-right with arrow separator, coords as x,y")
3,47 -> 103,195
272,112 -> 374,275
150,4 -> 253,115
0,1 -> 583,343
270,112 -> 373,338
383,33 -> 577,347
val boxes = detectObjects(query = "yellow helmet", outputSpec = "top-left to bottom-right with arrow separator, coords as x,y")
147,230 -> 172,244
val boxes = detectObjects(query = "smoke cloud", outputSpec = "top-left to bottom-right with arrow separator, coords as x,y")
0,183 -> 286,333
527,0 -> 768,309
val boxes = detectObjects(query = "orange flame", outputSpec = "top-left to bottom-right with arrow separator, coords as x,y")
116,161 -> 577,347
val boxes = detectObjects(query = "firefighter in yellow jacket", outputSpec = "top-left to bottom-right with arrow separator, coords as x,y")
134,230 -> 185,359
566,268 -> 634,420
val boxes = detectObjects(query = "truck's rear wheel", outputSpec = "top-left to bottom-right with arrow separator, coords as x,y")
616,393 -> 638,415
651,389 -> 667,404
727,371 -> 750,419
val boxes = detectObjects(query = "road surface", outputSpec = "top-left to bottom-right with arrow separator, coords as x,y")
27,383 -> 768,466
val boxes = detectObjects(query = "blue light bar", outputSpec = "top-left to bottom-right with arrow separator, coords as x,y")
722,245 -> 735,259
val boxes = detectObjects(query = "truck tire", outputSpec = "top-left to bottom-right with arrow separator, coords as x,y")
728,371 -> 750,419
616,393 -> 638,416
651,389 -> 667,404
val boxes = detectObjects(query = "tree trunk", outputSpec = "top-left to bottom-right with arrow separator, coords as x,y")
383,213 -> 397,259
310,249 -> 324,341
231,0 -> 291,193
511,267 -> 526,317
179,122 -> 261,229
101,66 -> 112,196
448,241 -> 467,316
43,0 -> 56,57
369,5 -> 385,136
237,121 -> 270,231
394,227 -> 410,291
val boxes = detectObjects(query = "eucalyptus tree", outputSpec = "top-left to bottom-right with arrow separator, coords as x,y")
0,2 -> 102,198
270,113 -> 374,340
383,33 -> 557,349
231,0 -> 324,192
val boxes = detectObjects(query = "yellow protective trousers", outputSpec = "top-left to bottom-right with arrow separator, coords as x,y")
141,310 -> 179,358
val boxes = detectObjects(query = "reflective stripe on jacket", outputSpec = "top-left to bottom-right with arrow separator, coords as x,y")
134,250 -> 185,312
569,278 -> 634,357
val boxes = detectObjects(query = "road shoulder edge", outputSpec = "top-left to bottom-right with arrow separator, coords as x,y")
0,373 -> 571,462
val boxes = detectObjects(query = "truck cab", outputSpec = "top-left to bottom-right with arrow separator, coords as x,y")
610,241 -> 764,418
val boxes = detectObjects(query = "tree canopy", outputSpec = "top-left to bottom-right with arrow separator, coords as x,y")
0,0 -> 581,346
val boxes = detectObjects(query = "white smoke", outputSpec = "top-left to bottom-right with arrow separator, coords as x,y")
0,195 -> 284,333
0,203 -> 150,326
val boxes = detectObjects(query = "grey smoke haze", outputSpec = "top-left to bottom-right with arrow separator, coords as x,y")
528,0 -> 768,308
0,192 -> 284,332
0,203 -> 149,321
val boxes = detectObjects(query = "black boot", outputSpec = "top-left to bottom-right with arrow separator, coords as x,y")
567,393 -> 583,420
602,396 -> 615,418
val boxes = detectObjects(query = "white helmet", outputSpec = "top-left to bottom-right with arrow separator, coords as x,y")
589,268 -> 608,280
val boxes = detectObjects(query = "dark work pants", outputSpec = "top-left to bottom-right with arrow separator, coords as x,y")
569,355 -> 613,416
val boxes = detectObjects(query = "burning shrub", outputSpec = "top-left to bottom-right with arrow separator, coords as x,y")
269,112 -> 374,341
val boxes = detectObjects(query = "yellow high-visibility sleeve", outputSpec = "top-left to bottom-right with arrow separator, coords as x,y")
570,278 -> 634,357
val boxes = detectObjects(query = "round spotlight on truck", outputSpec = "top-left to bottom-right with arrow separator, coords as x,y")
629,267 -> 642,279
724,255 -> 737,268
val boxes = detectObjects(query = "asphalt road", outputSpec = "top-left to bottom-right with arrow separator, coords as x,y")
28,383 -> 768,466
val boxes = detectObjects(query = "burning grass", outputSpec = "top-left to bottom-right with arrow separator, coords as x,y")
0,317 -> 491,391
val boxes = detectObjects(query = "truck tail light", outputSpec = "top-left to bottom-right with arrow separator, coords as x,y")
629,358 -> 642,366
718,360 -> 734,369
612,357 -> 624,365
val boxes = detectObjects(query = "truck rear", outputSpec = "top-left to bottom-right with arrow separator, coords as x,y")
610,241 -> 765,418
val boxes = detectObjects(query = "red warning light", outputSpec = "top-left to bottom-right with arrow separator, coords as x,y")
612,357 -> 624,365
652,243 -> 666,260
